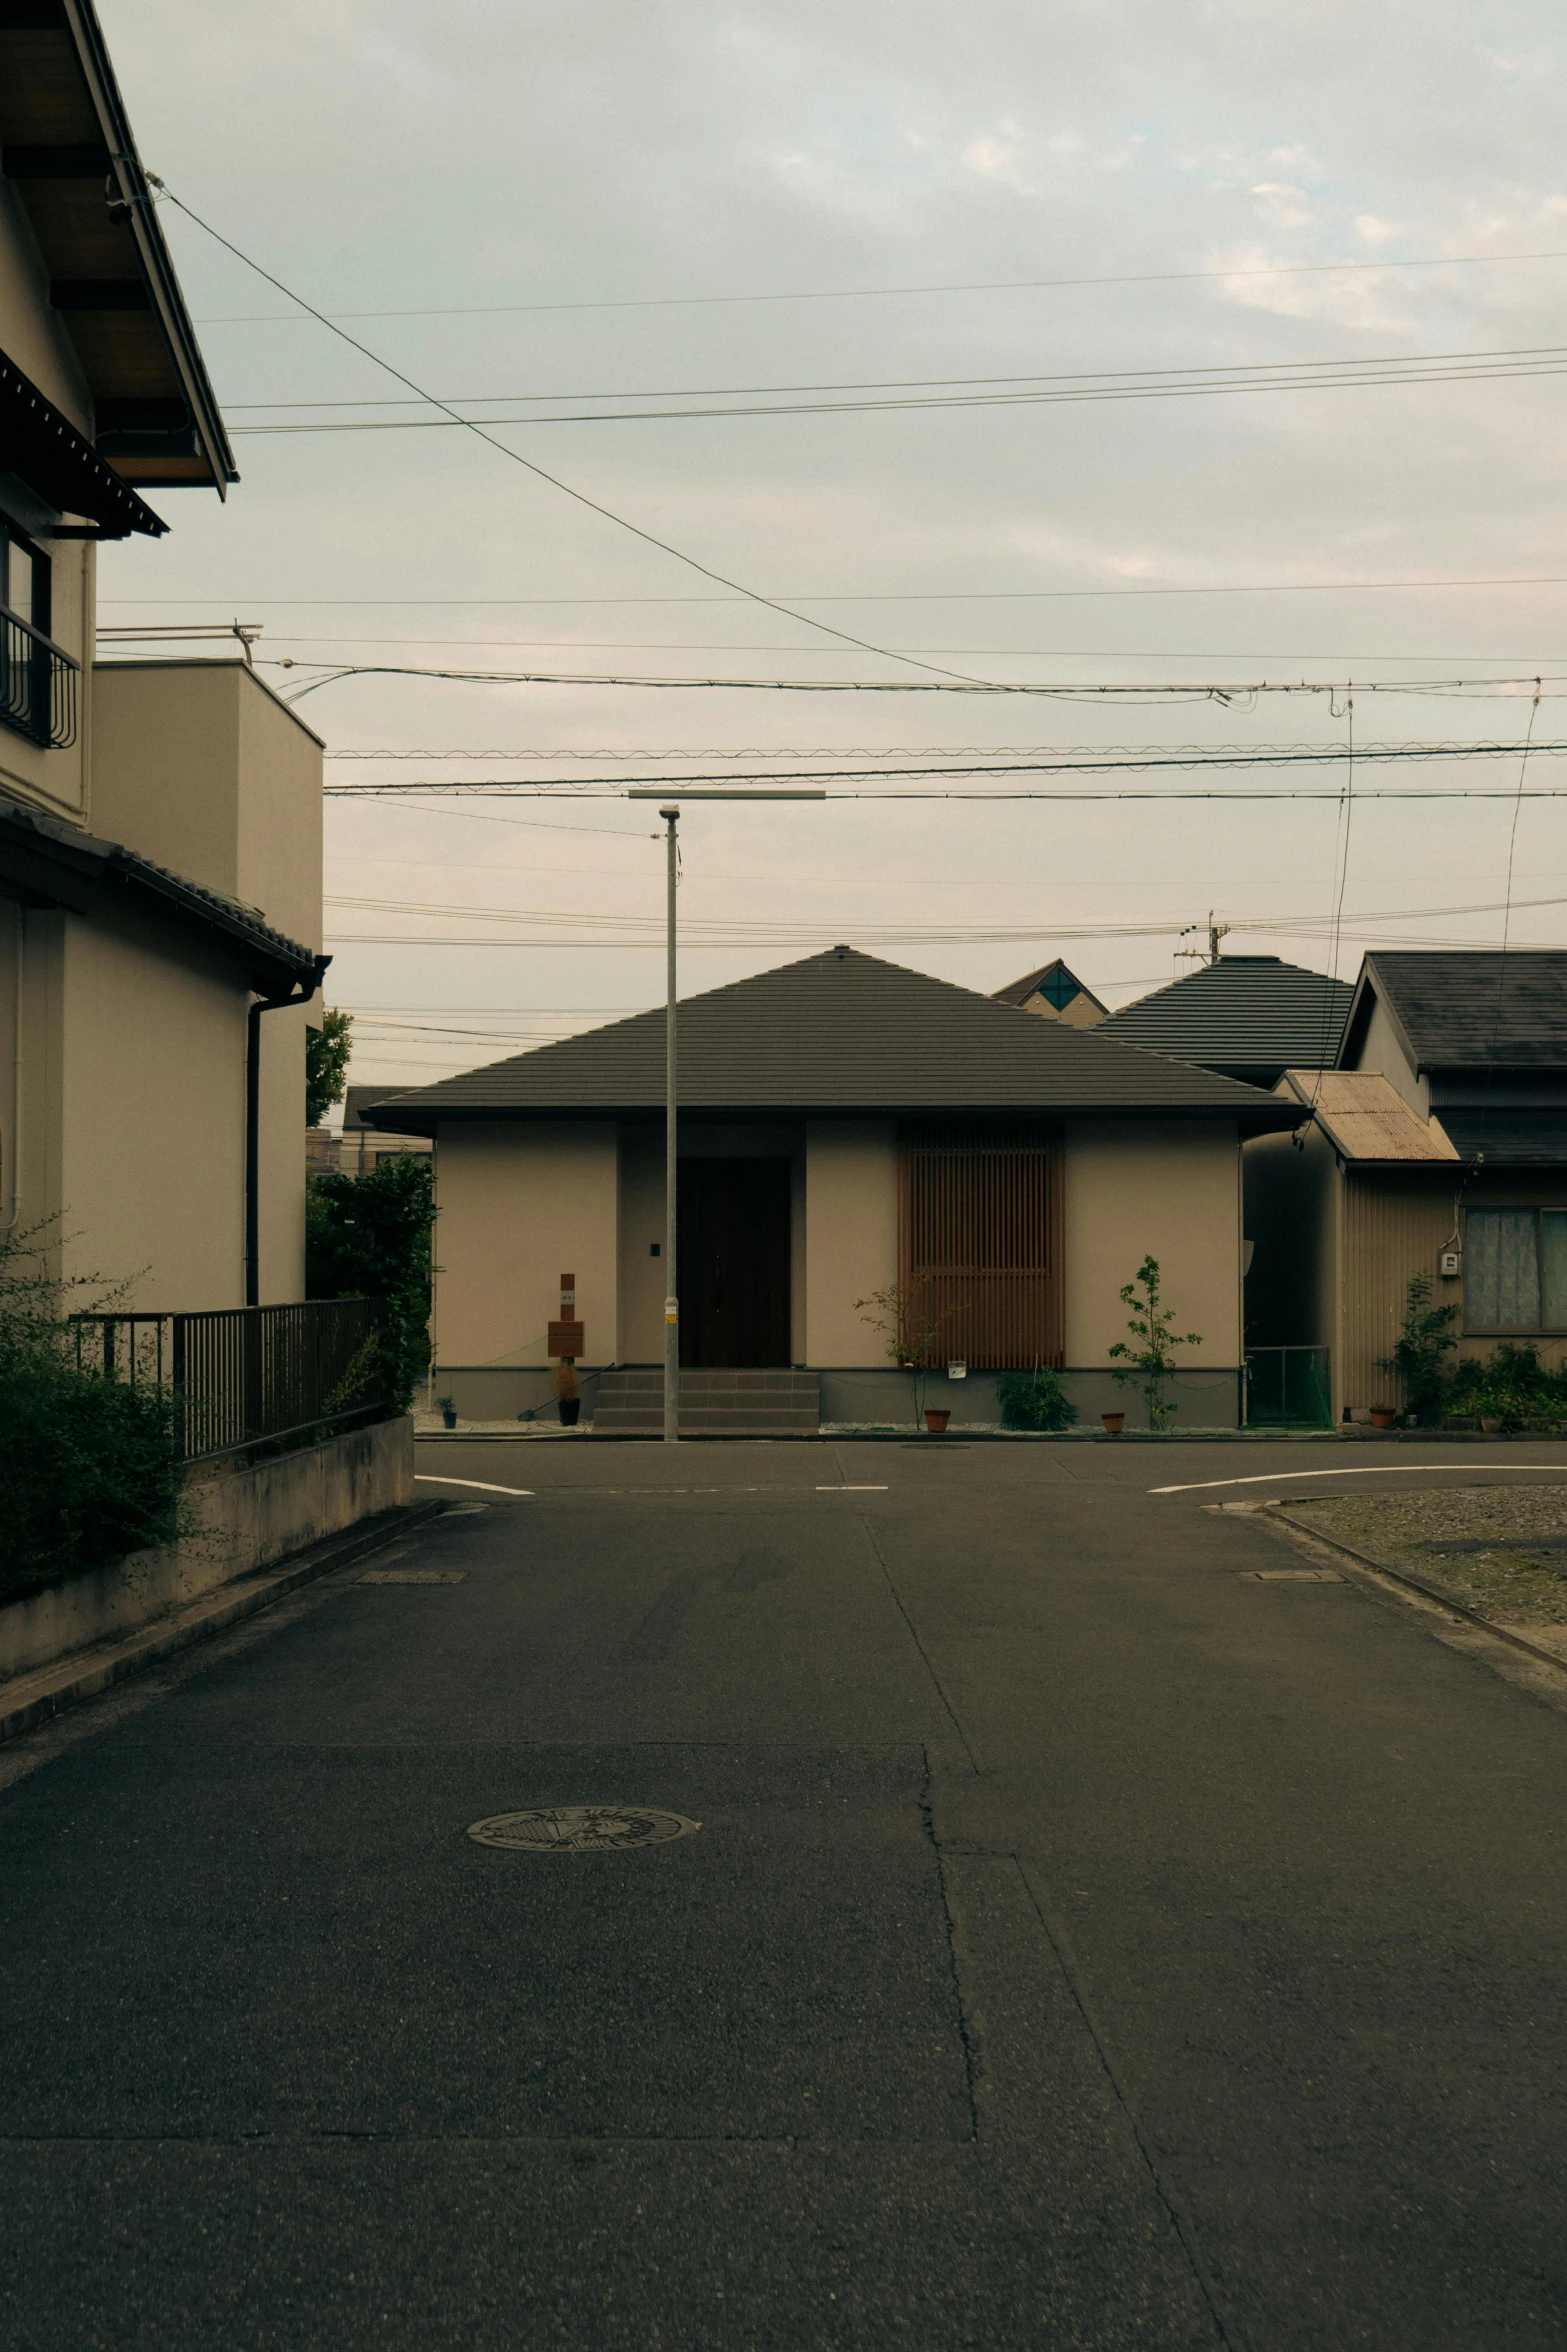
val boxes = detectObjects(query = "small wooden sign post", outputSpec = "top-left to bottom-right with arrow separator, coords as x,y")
548,1271 -> 584,1360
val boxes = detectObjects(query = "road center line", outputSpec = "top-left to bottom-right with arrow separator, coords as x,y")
1151,1463 -> 1567,1495
817,1484 -> 889,1490
415,1474 -> 536,1497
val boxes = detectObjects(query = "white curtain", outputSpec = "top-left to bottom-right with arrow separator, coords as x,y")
1466,1210 -> 1541,1328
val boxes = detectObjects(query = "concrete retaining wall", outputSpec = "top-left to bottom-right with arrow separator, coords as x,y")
0,1415 -> 414,1685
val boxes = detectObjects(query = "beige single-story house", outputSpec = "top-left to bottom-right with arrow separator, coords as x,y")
366,948 -> 1304,1431
1244,951 -> 1567,1422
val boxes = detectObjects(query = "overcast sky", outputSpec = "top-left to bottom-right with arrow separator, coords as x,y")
98,0 -> 1567,1088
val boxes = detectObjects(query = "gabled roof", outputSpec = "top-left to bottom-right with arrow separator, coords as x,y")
1098,955 -> 1352,1075
0,0 -> 234,492
1278,1070 -> 1458,1163
991,957 -> 1108,1017
361,947 -> 1305,1134
1341,952 -> 1567,1071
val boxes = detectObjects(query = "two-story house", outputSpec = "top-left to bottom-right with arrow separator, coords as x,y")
1245,951 -> 1567,1420
0,0 -> 324,1307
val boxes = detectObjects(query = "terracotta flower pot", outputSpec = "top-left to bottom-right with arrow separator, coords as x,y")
558,1397 -> 581,1426
1369,1407 -> 1397,1430
1101,1412 -> 1125,1435
923,1408 -> 950,1433
1481,1416 -> 1503,1434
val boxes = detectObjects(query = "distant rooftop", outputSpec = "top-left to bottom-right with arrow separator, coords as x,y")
1099,955 -> 1352,1083
1346,952 -> 1567,1070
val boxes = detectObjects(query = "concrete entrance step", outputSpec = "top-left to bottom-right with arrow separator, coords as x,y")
592,1368 -> 821,1436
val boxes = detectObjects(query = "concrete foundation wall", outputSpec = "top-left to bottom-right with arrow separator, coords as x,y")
0,1415 -> 413,1685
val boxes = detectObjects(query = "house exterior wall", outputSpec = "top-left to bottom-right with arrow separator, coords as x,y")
434,1122 -> 619,1371
1062,1119 -> 1242,1370
88,663 -> 325,1305
1351,993 -> 1427,1115
805,1119 -> 898,1366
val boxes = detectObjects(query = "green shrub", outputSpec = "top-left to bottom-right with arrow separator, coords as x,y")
1449,1341 -> 1567,1430
1376,1272 -> 1458,1425
996,1367 -> 1077,1431
0,1231 -> 184,1603
306,1154 -> 435,1414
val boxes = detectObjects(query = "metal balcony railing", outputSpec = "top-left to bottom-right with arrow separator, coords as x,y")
72,1297 -> 388,1464
0,605 -> 79,750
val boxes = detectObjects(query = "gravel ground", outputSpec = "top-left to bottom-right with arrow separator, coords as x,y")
1295,1485 -> 1567,1643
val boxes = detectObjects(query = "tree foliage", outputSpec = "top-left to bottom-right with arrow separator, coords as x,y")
305,1007 -> 353,1128
306,1153 -> 435,1413
0,1228 -> 184,1602
1375,1272 -> 1458,1422
1109,1255 -> 1203,1431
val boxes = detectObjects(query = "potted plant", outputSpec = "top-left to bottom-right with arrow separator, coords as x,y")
1368,1404 -> 1398,1430
436,1393 -> 458,1430
553,1359 -> 581,1426
1108,1255 -> 1202,1433
923,1406 -> 951,1433
1101,1410 -> 1125,1435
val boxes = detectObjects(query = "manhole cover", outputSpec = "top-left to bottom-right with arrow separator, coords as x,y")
467,1805 -> 702,1853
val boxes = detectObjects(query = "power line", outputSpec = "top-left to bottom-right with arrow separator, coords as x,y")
229,350 -> 1567,434
190,244 -> 1567,325
219,338 -> 1567,412
274,662 -> 1567,700
106,630 -> 1567,662
149,179 -> 986,690
95,577 -> 1567,607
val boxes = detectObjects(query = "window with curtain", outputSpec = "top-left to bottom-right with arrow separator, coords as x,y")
1465,1209 -> 1567,1328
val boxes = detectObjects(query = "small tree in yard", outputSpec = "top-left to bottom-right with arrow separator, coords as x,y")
305,1008 -> 353,1128
854,1279 -> 957,1426
1376,1272 -> 1458,1425
307,1153 -> 435,1414
1109,1255 -> 1203,1431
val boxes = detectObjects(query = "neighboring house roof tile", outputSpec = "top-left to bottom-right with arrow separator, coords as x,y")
361,947 -> 1305,1132
1350,952 -> 1567,1068
1433,1109 -> 1567,1166
1099,956 -> 1352,1073
1279,1070 -> 1459,1162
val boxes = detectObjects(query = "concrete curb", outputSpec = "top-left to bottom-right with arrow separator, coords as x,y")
0,1500 -> 446,1746
1266,1507 -> 1567,1680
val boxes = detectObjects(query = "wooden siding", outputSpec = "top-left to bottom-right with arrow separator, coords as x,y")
899,1125 -> 1064,1367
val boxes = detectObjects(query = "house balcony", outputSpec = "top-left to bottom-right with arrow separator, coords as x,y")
0,606 -> 79,750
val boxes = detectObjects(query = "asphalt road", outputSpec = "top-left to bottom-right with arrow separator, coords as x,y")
3,1434 -> 1567,2349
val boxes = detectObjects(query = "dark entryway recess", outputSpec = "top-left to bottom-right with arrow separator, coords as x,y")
678,1158 -> 792,1367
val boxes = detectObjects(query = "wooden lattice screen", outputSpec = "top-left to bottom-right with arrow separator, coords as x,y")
898,1125 -> 1065,1369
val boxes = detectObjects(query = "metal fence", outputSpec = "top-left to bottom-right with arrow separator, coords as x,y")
72,1298 -> 387,1464
1245,1345 -> 1333,1429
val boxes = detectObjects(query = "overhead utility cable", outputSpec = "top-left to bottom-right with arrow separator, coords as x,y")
193,244 -> 1567,324
145,178 -> 984,689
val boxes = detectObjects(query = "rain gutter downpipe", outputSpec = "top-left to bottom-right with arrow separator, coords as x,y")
246,954 -> 330,1307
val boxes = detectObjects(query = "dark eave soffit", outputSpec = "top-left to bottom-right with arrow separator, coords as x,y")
0,0 -> 236,492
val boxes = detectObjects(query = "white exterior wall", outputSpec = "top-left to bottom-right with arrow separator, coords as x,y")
1063,1120 -> 1243,1366
804,1120 -> 898,1365
435,1123 -> 619,1367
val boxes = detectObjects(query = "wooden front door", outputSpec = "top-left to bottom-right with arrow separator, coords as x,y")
677,1158 -> 792,1367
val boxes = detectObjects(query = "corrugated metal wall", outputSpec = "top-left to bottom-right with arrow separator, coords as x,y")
1339,1173 -> 1456,1409
898,1125 -> 1064,1367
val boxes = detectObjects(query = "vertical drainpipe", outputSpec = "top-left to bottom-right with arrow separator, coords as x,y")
246,955 -> 330,1308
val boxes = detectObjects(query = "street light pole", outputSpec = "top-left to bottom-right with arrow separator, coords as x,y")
661,804 -> 680,1444
630,789 -> 827,1447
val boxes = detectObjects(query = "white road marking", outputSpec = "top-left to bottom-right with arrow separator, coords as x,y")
817,1484 -> 889,1491
415,1474 -> 535,1497
1151,1464 -> 1567,1495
